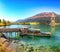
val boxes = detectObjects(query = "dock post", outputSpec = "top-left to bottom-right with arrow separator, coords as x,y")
15,32 -> 16,37
10,32 -> 12,38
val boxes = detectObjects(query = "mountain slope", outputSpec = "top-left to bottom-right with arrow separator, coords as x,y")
16,12 -> 60,23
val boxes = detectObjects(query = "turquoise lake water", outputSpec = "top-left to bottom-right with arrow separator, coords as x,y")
0,24 -> 60,47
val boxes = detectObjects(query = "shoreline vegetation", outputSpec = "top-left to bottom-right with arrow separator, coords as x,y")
0,19 -> 11,26
12,22 -> 40,25
12,22 -> 60,25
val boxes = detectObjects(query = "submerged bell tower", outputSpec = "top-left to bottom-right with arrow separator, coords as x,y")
50,13 -> 55,26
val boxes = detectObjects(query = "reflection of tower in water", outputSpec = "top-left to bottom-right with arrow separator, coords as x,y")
50,26 -> 55,36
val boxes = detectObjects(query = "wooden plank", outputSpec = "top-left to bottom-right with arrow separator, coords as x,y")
0,28 -> 21,32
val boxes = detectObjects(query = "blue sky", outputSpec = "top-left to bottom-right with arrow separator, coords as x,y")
0,0 -> 60,21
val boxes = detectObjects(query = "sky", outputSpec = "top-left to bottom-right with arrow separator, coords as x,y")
0,0 -> 60,21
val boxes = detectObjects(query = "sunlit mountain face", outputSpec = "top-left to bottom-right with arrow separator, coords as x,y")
28,12 -> 57,18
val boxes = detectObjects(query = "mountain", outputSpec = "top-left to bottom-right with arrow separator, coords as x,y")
16,12 -> 60,24
16,19 -> 25,22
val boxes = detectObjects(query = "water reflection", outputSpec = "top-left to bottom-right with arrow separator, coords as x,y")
50,26 -> 55,36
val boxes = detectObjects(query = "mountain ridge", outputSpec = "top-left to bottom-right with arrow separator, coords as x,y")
16,12 -> 60,23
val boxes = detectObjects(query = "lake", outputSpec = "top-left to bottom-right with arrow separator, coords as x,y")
0,24 -> 60,47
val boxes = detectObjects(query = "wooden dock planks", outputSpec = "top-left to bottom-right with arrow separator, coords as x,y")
0,28 -> 21,32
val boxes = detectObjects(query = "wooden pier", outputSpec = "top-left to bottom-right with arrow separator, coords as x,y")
0,28 -> 51,38
0,28 -> 22,39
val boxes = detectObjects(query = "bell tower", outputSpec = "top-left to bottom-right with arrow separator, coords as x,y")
50,14 -> 55,26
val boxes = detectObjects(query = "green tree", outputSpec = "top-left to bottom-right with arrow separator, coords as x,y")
6,20 -> 11,25
0,19 -> 1,23
3,19 -> 6,25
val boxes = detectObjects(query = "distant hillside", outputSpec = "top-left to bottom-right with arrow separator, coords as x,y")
16,19 -> 25,22
16,12 -> 60,24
